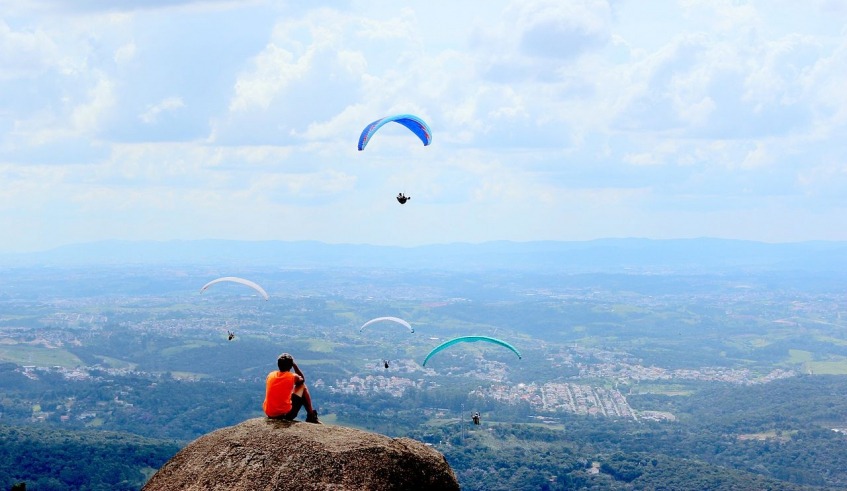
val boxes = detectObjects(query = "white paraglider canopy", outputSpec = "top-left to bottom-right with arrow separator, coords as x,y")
200,276 -> 270,301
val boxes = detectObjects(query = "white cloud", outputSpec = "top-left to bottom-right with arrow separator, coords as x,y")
214,8 -> 439,147
356,8 -> 419,42
5,73 -> 115,150
740,142 -> 771,169
512,0 -> 612,59
139,96 -> 186,124
0,19 -> 59,79
797,159 -> 847,199
679,0 -> 760,33
805,36 -> 847,129
14,0 -> 259,15
336,49 -> 368,77
114,42 -> 137,65
229,44 -> 306,113
71,75 -> 116,133
1,1 -> 847,252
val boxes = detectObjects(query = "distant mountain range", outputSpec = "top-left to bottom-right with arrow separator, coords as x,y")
1,238 -> 845,273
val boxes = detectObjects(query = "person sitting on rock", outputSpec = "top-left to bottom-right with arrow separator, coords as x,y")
263,352 -> 321,423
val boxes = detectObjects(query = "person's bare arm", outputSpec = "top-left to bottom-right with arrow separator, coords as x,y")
292,361 -> 305,385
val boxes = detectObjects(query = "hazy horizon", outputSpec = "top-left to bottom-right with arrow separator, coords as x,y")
2,237 -> 844,275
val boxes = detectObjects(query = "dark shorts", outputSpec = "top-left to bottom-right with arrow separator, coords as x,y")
271,394 -> 304,421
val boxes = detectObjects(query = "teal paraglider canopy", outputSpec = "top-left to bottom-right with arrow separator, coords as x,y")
422,336 -> 522,366
358,114 -> 432,151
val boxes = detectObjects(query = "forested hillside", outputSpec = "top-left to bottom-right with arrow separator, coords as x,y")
0,425 -> 179,491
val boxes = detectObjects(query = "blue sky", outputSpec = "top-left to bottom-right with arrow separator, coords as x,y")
1,0 -> 845,252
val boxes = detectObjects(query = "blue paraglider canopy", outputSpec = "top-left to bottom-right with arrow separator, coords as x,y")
358,114 -> 432,151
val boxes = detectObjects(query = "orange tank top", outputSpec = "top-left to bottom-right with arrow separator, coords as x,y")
263,371 -> 296,417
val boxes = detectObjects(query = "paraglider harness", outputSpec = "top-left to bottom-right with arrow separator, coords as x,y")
397,193 -> 410,204
472,412 -> 480,425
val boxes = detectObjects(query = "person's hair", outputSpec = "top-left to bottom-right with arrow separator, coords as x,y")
277,353 -> 294,371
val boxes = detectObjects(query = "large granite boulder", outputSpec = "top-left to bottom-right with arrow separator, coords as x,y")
143,418 -> 459,490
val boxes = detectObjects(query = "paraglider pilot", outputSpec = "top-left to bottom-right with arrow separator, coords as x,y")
396,193 -> 410,204
472,412 -> 481,425
227,331 -> 235,341
384,359 -> 390,369
263,353 -> 321,423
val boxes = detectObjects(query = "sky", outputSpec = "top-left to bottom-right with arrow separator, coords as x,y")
1,0 -> 846,253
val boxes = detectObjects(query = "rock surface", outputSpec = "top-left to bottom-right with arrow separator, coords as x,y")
142,418 -> 459,491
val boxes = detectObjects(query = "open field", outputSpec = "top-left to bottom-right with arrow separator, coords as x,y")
737,429 -> 796,442
169,371 -> 210,380
806,359 -> 847,375
628,384 -> 695,396
306,339 -> 339,353
94,355 -> 137,369
160,341 -> 218,356
813,335 -> 847,347
787,349 -> 814,364
0,345 -> 83,367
